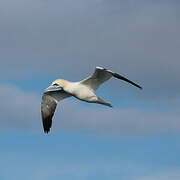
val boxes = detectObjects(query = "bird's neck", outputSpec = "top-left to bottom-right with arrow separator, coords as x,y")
59,79 -> 70,87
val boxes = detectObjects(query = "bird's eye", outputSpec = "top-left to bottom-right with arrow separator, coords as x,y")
53,83 -> 59,86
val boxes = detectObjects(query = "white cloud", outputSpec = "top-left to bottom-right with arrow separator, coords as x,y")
56,100 -> 180,136
0,83 -> 180,135
0,84 -> 41,131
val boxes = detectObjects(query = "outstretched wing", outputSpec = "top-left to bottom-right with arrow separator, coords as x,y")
81,66 -> 142,90
41,90 -> 71,133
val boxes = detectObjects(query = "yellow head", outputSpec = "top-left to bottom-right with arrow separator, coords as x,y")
51,79 -> 68,88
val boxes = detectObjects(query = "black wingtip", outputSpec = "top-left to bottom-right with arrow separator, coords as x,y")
43,125 -> 51,134
44,129 -> 50,134
135,84 -> 143,90
42,117 -> 52,134
113,73 -> 142,90
136,82 -> 143,90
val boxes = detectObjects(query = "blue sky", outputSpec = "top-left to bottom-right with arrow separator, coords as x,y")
1,133 -> 180,180
0,0 -> 180,179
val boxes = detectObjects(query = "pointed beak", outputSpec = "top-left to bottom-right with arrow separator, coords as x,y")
45,85 -> 61,92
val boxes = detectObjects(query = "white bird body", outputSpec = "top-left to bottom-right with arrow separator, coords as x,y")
41,66 -> 142,133
62,82 -> 97,102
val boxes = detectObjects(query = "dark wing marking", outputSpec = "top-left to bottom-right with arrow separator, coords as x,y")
81,66 -> 142,90
112,73 -> 142,89
41,90 -> 71,133
41,94 -> 57,133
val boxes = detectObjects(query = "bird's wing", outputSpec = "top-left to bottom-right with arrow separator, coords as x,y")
81,66 -> 142,90
41,90 -> 71,133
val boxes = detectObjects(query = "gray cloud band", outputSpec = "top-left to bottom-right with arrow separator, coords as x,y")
0,0 -> 179,132
0,84 -> 180,135
0,0 -> 179,101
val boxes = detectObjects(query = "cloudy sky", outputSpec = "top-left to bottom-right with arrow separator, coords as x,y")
0,0 -> 180,179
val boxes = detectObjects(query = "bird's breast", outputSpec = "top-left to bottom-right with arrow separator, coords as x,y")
65,83 -> 95,101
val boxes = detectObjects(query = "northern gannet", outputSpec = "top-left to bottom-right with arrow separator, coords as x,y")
41,67 -> 142,133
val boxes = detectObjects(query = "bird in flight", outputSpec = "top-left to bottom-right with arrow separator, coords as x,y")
41,66 -> 142,133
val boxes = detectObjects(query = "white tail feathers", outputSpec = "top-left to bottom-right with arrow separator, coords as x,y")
97,97 -> 112,107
